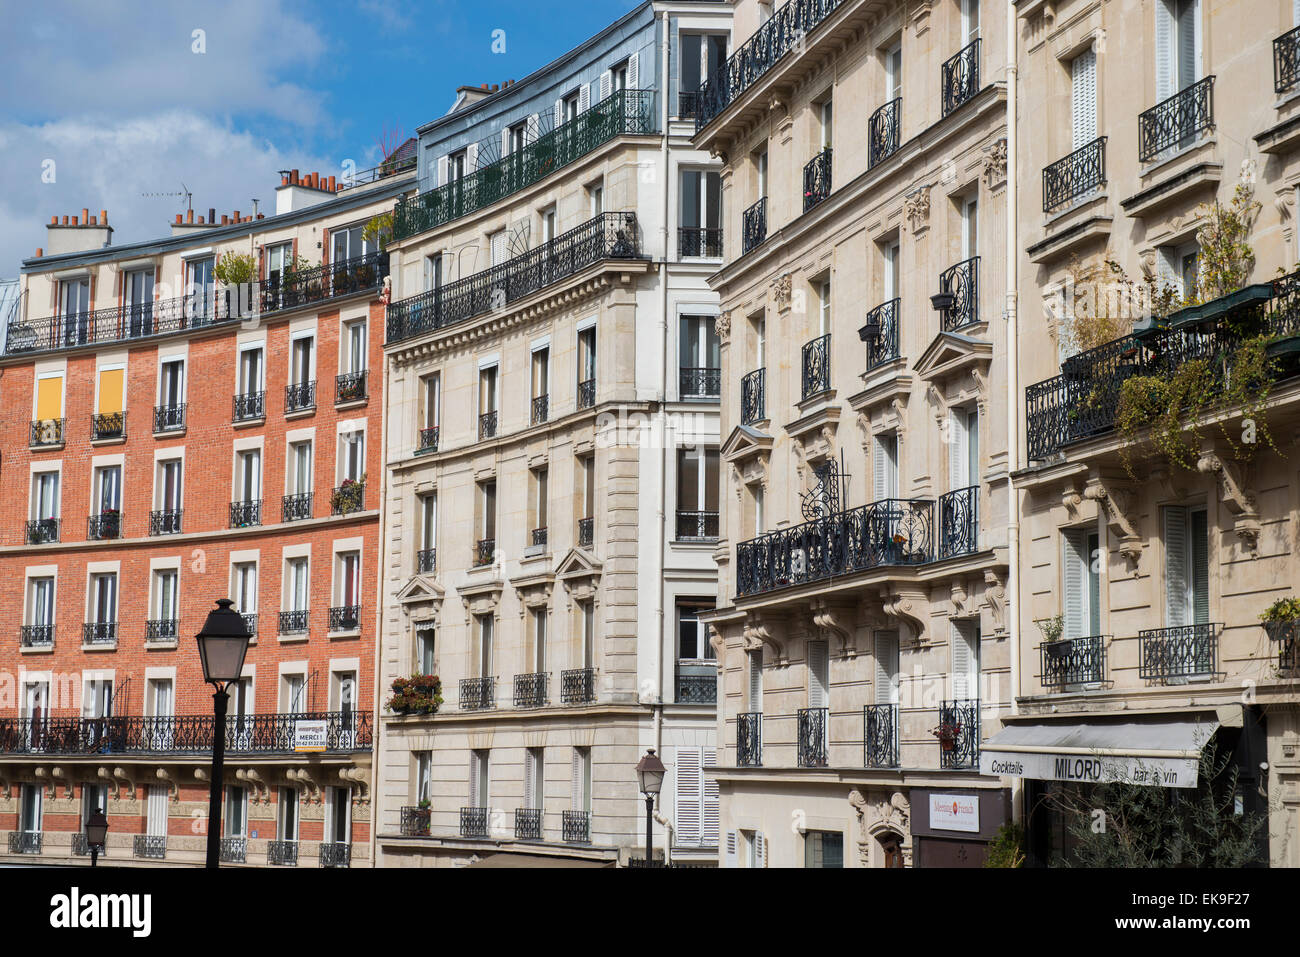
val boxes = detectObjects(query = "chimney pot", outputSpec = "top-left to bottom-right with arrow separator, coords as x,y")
90,216 -> 97,225
50,216 -> 57,225
281,175 -> 289,186
100,209 -> 108,224
256,213 -> 264,219
62,215 -> 69,225
290,168 -> 299,184
208,207 -> 216,224
35,248 -> 43,257
71,215 -> 79,226
175,214 -> 183,224
221,215 -> 229,225
233,210 -> 241,221
328,175 -> 336,191
187,209 -> 195,224
81,207 -> 89,222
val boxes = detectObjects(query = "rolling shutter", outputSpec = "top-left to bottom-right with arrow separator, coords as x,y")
874,630 -> 899,705
627,51 -> 639,89
1062,528 -> 1088,639
36,375 -> 63,420
701,748 -> 719,846
675,747 -> 701,846
807,640 -> 828,709
1071,48 -> 1097,150
1164,506 -> 1188,626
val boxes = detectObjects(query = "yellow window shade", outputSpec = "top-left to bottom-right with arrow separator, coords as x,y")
97,368 -> 124,415
36,376 -> 63,420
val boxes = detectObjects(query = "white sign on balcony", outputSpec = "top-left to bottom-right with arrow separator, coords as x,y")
293,719 -> 327,753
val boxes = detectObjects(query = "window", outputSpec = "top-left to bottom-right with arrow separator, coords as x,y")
291,335 -> 314,387
282,673 -> 306,714
278,788 -> 299,842
886,41 -> 903,100
563,91 -> 581,122
344,320 -> 366,375
579,600 -> 595,669
477,480 -> 497,547
159,359 -> 185,408
35,372 -> 64,426
541,207 -> 557,243
94,365 -> 124,430
327,786 -> 351,845
1071,47 -> 1097,150
226,786 -> 248,837
679,316 -> 721,396
528,608 -> 547,673
531,346 -> 550,403
82,677 -> 113,718
90,572 -> 118,624
336,550 -> 361,609
238,346 -> 263,394
420,372 -> 441,432
448,150 -> 467,182
415,751 -> 433,805
146,785 -> 167,840
82,784 -> 106,825
339,430 -> 365,482
416,626 -> 436,675
489,229 -> 508,266
153,568 -> 179,623
60,277 -> 90,319
756,148 -> 768,197
1164,506 -> 1209,627
577,453 -> 595,521
819,99 -> 833,150
420,493 -> 437,552
93,464 -> 121,515
424,253 -> 442,292
676,447 -> 720,538
610,59 -> 629,92
874,630 -> 900,705
233,561 -> 258,615
748,650 -> 764,711
475,614 -> 494,678
962,0 -> 980,43
1062,529 -> 1101,639
530,467 -> 548,538
507,121 -> 529,155
805,831 -> 844,868
19,784 -> 42,837
674,746 -> 720,848
961,195 -> 978,260
32,470 -> 59,521
478,364 -> 499,417
587,182 -> 603,215
331,223 -> 374,262
948,407 -> 979,491
818,279 -> 831,335
146,677 -> 174,717
265,242 -> 292,283
286,557 -> 309,613
874,433 -> 899,500
28,577 -> 55,628
157,459 -> 183,511
187,257 -> 215,316
677,602 -> 715,661
880,238 -> 900,301
808,639 -> 829,709
680,33 -> 727,95
333,671 -> 357,718
524,748 -> 544,812
577,326 -> 597,399
571,747 -> 591,813
236,449 -> 261,502
1156,0 -> 1201,100
469,750 -> 490,810
1160,242 -> 1200,303
289,440 -> 312,495
680,171 -> 722,256
951,620 -> 981,700
750,484 -> 765,538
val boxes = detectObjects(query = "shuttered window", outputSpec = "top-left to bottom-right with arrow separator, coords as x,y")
1062,528 -> 1090,639
147,785 -> 168,838
1156,0 -> 1200,100
1164,506 -> 1209,626
36,374 -> 63,421
470,750 -> 489,808
673,747 -> 719,849
1071,47 -> 1097,150
807,639 -> 829,709
874,433 -> 898,500
748,650 -> 763,710
951,620 -> 980,700
874,630 -> 900,705
524,748 -> 542,811
570,747 -> 591,813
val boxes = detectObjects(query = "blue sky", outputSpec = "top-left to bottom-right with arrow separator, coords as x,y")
0,0 -> 639,276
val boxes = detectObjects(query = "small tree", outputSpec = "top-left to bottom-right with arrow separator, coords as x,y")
214,251 -> 256,286
1194,163 -> 1261,305
362,212 -> 393,251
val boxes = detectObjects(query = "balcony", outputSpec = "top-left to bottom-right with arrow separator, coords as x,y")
145,618 -> 178,644
417,547 -> 436,574
936,257 -> 979,331
282,491 -> 312,522
133,835 -> 166,859
71,833 -> 91,856
8,832 -> 41,854
399,806 -> 431,836
460,806 -> 490,839
30,418 -> 64,447
737,712 -> 762,767
337,153 -> 416,191
328,604 -> 361,632
331,481 -> 365,516
869,97 -> 902,168
460,676 -> 495,711
941,38 -> 980,116
675,510 -> 719,542
268,840 -> 298,866
479,409 -> 498,440
20,625 -> 53,648
1040,635 -> 1107,690
91,411 -> 125,442
279,610 -> 308,635
679,366 -> 721,400
860,299 -> 900,370
87,511 -> 122,540
938,699 -> 980,770
577,517 -> 594,549
229,499 -> 262,529
937,485 -> 978,559
863,704 -> 899,768
797,707 -> 829,768
531,394 -> 549,425
0,711 -> 372,755
801,333 -> 831,399
153,403 -> 186,433
561,668 -> 595,704
531,527 -> 547,548
335,370 -> 367,405
285,381 -> 316,414
675,660 -> 717,704
803,148 -> 832,213
1042,136 -> 1107,213
83,621 -> 117,646
1275,25 -> 1300,94
577,377 -> 596,410
735,497 -> 934,598
319,842 -> 351,868
1138,76 -> 1214,163
233,390 -> 265,422
678,227 -> 722,258
561,810 -> 591,844
394,89 -> 655,241
260,251 -> 389,315
515,807 -> 542,840
742,197 -> 767,255
219,836 -> 247,863
474,538 -> 495,567
1138,624 -> 1219,682
25,518 -> 59,545
149,508 -> 182,535
513,672 -> 548,708
417,425 -> 440,454
741,368 -> 766,424
242,613 -> 258,637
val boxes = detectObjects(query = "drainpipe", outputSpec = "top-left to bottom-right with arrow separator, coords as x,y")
369,271 -> 395,868
654,8 -> 671,718
1005,4 -> 1024,819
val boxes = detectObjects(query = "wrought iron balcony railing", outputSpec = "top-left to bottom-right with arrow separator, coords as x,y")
25,517 -> 59,544
1040,635 -> 1107,689
460,806 -> 489,839
938,485 -> 978,559
394,89 -> 655,241
741,367 -> 766,424
479,409 -> 498,439
694,0 -> 847,131
531,394 -> 549,425
513,672 -> 548,708
1138,75 -> 1215,163
71,833 -> 91,856
417,425 -> 440,454
474,538 -> 495,567
233,390 -> 265,422
83,621 -> 117,645
742,197 -> 767,255
531,526 -> 547,547
515,807 -> 542,840
260,251 -> 388,315
460,676 -> 495,711
91,412 -> 125,441
562,809 -> 591,844
285,380 -> 316,413
676,661 -> 717,704
803,148 -> 832,212
145,618 -> 178,644
939,699 -> 980,770
1043,136 -> 1107,212
678,89 -> 703,119
676,510 -> 719,542
577,517 -> 594,549
336,153 -> 416,191
153,403 -> 186,433
417,547 -> 436,574
134,835 -> 166,859
679,366 -> 721,399
938,257 -> 979,331
399,806 -> 431,836
319,842 -> 351,867
335,370 -> 367,404
328,604 -> 361,632
861,298 -> 900,370
220,836 -> 247,863
229,499 -> 262,528
0,711 -> 372,756
1275,26 -> 1300,94
268,840 -> 298,866
1138,623 -> 1219,682
282,492 -> 312,522
863,703 -> 899,768
331,481 -> 365,515
801,333 -> 831,399
678,227 -> 723,258
941,38 -> 981,116
30,418 -> 64,446
869,97 -> 902,167
8,832 -> 41,854
577,377 -> 596,409
797,707 -> 829,768
737,712 -> 761,767
149,508 -> 182,535
735,497 -> 934,598
279,609 -> 308,634
20,624 -> 53,648
242,613 -> 258,637
561,667 -> 595,704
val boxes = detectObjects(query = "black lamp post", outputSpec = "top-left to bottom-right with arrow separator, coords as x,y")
85,806 -> 108,867
634,748 -> 666,865
196,598 -> 252,869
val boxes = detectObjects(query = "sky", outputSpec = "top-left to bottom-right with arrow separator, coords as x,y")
0,0 -> 639,278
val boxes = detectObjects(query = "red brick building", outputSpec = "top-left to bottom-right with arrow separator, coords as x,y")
0,159 -> 414,866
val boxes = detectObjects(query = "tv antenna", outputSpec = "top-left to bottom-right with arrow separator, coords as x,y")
140,182 -> 193,213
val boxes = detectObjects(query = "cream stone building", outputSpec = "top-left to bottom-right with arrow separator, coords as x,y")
373,1 -> 732,866
697,0 -> 1016,868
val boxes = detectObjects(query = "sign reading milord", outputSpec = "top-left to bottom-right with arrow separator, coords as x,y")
980,752 -> 1200,789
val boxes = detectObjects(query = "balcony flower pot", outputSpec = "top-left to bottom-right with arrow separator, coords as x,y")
331,476 -> 366,513
386,674 -> 444,715
858,319 -> 881,342
1261,597 -> 1300,643
934,723 -> 962,751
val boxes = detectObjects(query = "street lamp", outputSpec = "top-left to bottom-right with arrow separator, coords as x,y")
634,748 -> 666,865
85,807 -> 108,867
196,597 -> 252,869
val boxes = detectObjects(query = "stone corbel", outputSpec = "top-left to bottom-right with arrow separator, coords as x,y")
969,368 -> 989,420
51,766 -> 74,800
809,598 -> 857,659
338,767 -> 370,804
715,311 -> 731,346
983,569 -> 1008,638
949,580 -> 972,618
1083,477 -> 1142,573
926,383 -> 946,425
1197,451 -> 1260,556
97,766 -> 118,801
856,412 -> 872,457
708,625 -> 726,660
889,396 -> 908,433
287,769 -> 321,804
883,587 -> 929,645
236,768 -> 269,803
1061,483 -> 1082,521
155,767 -> 178,801
112,767 -> 136,802
742,612 -> 785,662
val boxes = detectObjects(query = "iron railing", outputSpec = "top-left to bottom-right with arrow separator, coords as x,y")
514,807 -> 542,840
149,508 -> 182,536
460,807 -> 490,839
83,622 -> 117,645
328,605 -> 361,632
676,662 -> 717,704
1138,623 -> 1219,681
679,367 -> 721,398
1275,26 -> 1300,94
797,707 -> 829,768
678,89 -> 703,119
562,810 -> 591,844
394,89 -> 655,241
531,394 -> 549,425
87,512 -> 122,540
577,517 -> 594,549
474,538 -> 495,567
268,840 -> 298,866
336,371 -> 367,404
862,298 -> 900,369
938,699 -> 979,770
941,38 -> 981,116
260,251 -> 388,315
8,832 -> 41,854
479,409 -> 498,439
220,836 -> 247,863
282,492 -> 312,522
319,842 -> 351,867
399,806 -> 431,836
740,367 -> 766,424
233,391 -> 265,421
25,518 -> 59,544
675,510 -> 719,541
336,153 -> 416,191
561,668 -> 595,704
513,672 -> 548,708
285,380 -> 316,413
863,703 -> 899,768
737,712 -> 762,767
460,677 -> 495,711
803,148 -> 832,212
242,613 -> 258,637
869,97 -> 902,167
30,418 -> 64,446
20,625 -> 53,648
531,527 -> 547,547
735,497 -> 934,598
417,547 -> 436,574
679,227 -> 723,258
577,377 -> 597,409
331,481 -> 365,515
279,609 -> 308,634
938,257 -> 979,331
938,485 -> 978,559
91,412 -> 125,441
229,499 -> 262,528
134,835 -> 166,859
417,425 -> 440,454
1138,76 -> 1215,163
72,833 -> 90,856
145,618 -> 178,644
1043,136 -> 1107,212
153,403 -> 186,433
801,333 -> 831,399
1040,635 -> 1107,689
742,197 -> 767,254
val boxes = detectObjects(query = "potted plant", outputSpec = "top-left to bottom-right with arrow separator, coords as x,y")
386,673 -> 444,716
1261,597 -> 1300,644
331,474 -> 366,513
1036,614 -> 1065,645
933,721 -> 962,751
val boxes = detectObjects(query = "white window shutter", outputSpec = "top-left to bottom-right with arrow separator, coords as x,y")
951,622 -> 971,699
469,753 -> 480,807
725,831 -> 738,867
701,748 -> 719,846
749,650 -> 763,710
599,71 -> 612,101
437,154 -> 448,188
466,142 -> 478,171
1177,0 -> 1199,89
948,410 -> 968,490
148,786 -> 167,837
627,51 -> 639,89
1155,0 -> 1173,101
570,749 -> 581,808
807,640 -> 828,709
1295,0 -> 1300,26
501,127 -> 511,156
554,99 -> 563,129
755,831 -> 765,867
527,113 -> 540,144
675,747 -> 701,846
875,630 -> 899,705
1164,506 -> 1189,627
578,82 -> 591,114
1063,529 -> 1087,639
524,752 -> 535,809
1071,48 -> 1097,150
873,436 -> 888,501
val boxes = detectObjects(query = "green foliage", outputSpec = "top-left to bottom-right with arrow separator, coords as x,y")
1261,597 -> 1300,624
386,674 -> 443,715
984,822 -> 1026,868
363,212 -> 393,251
1036,615 -> 1064,644
214,251 -> 256,286
1195,173 -> 1261,304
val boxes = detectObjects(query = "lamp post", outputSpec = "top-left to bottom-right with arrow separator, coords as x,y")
196,597 -> 252,869
85,806 -> 108,867
634,748 -> 666,865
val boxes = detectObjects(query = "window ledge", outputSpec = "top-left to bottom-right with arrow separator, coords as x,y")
90,437 -> 126,448
19,645 -> 54,655
29,443 -> 65,453
144,640 -> 179,651
233,417 -> 265,429
284,407 -> 317,421
82,642 -> 117,652
153,428 -> 187,439
328,629 -> 361,640
278,632 -> 310,644
334,398 -> 368,412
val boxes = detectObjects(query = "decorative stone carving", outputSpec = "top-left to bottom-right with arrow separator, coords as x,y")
1083,477 -> 1142,573
715,311 -> 731,346
771,273 -> 793,312
742,611 -> 784,660
982,137 -> 1008,190
983,569 -> 1008,637
969,368 -> 989,419
904,185 -> 931,233
708,624 -> 726,659
856,411 -> 872,457
849,789 -> 913,867
1061,483 -> 1083,520
950,580 -> 971,618
1197,451 -> 1260,556
883,587 -> 928,644
809,598 -> 857,658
